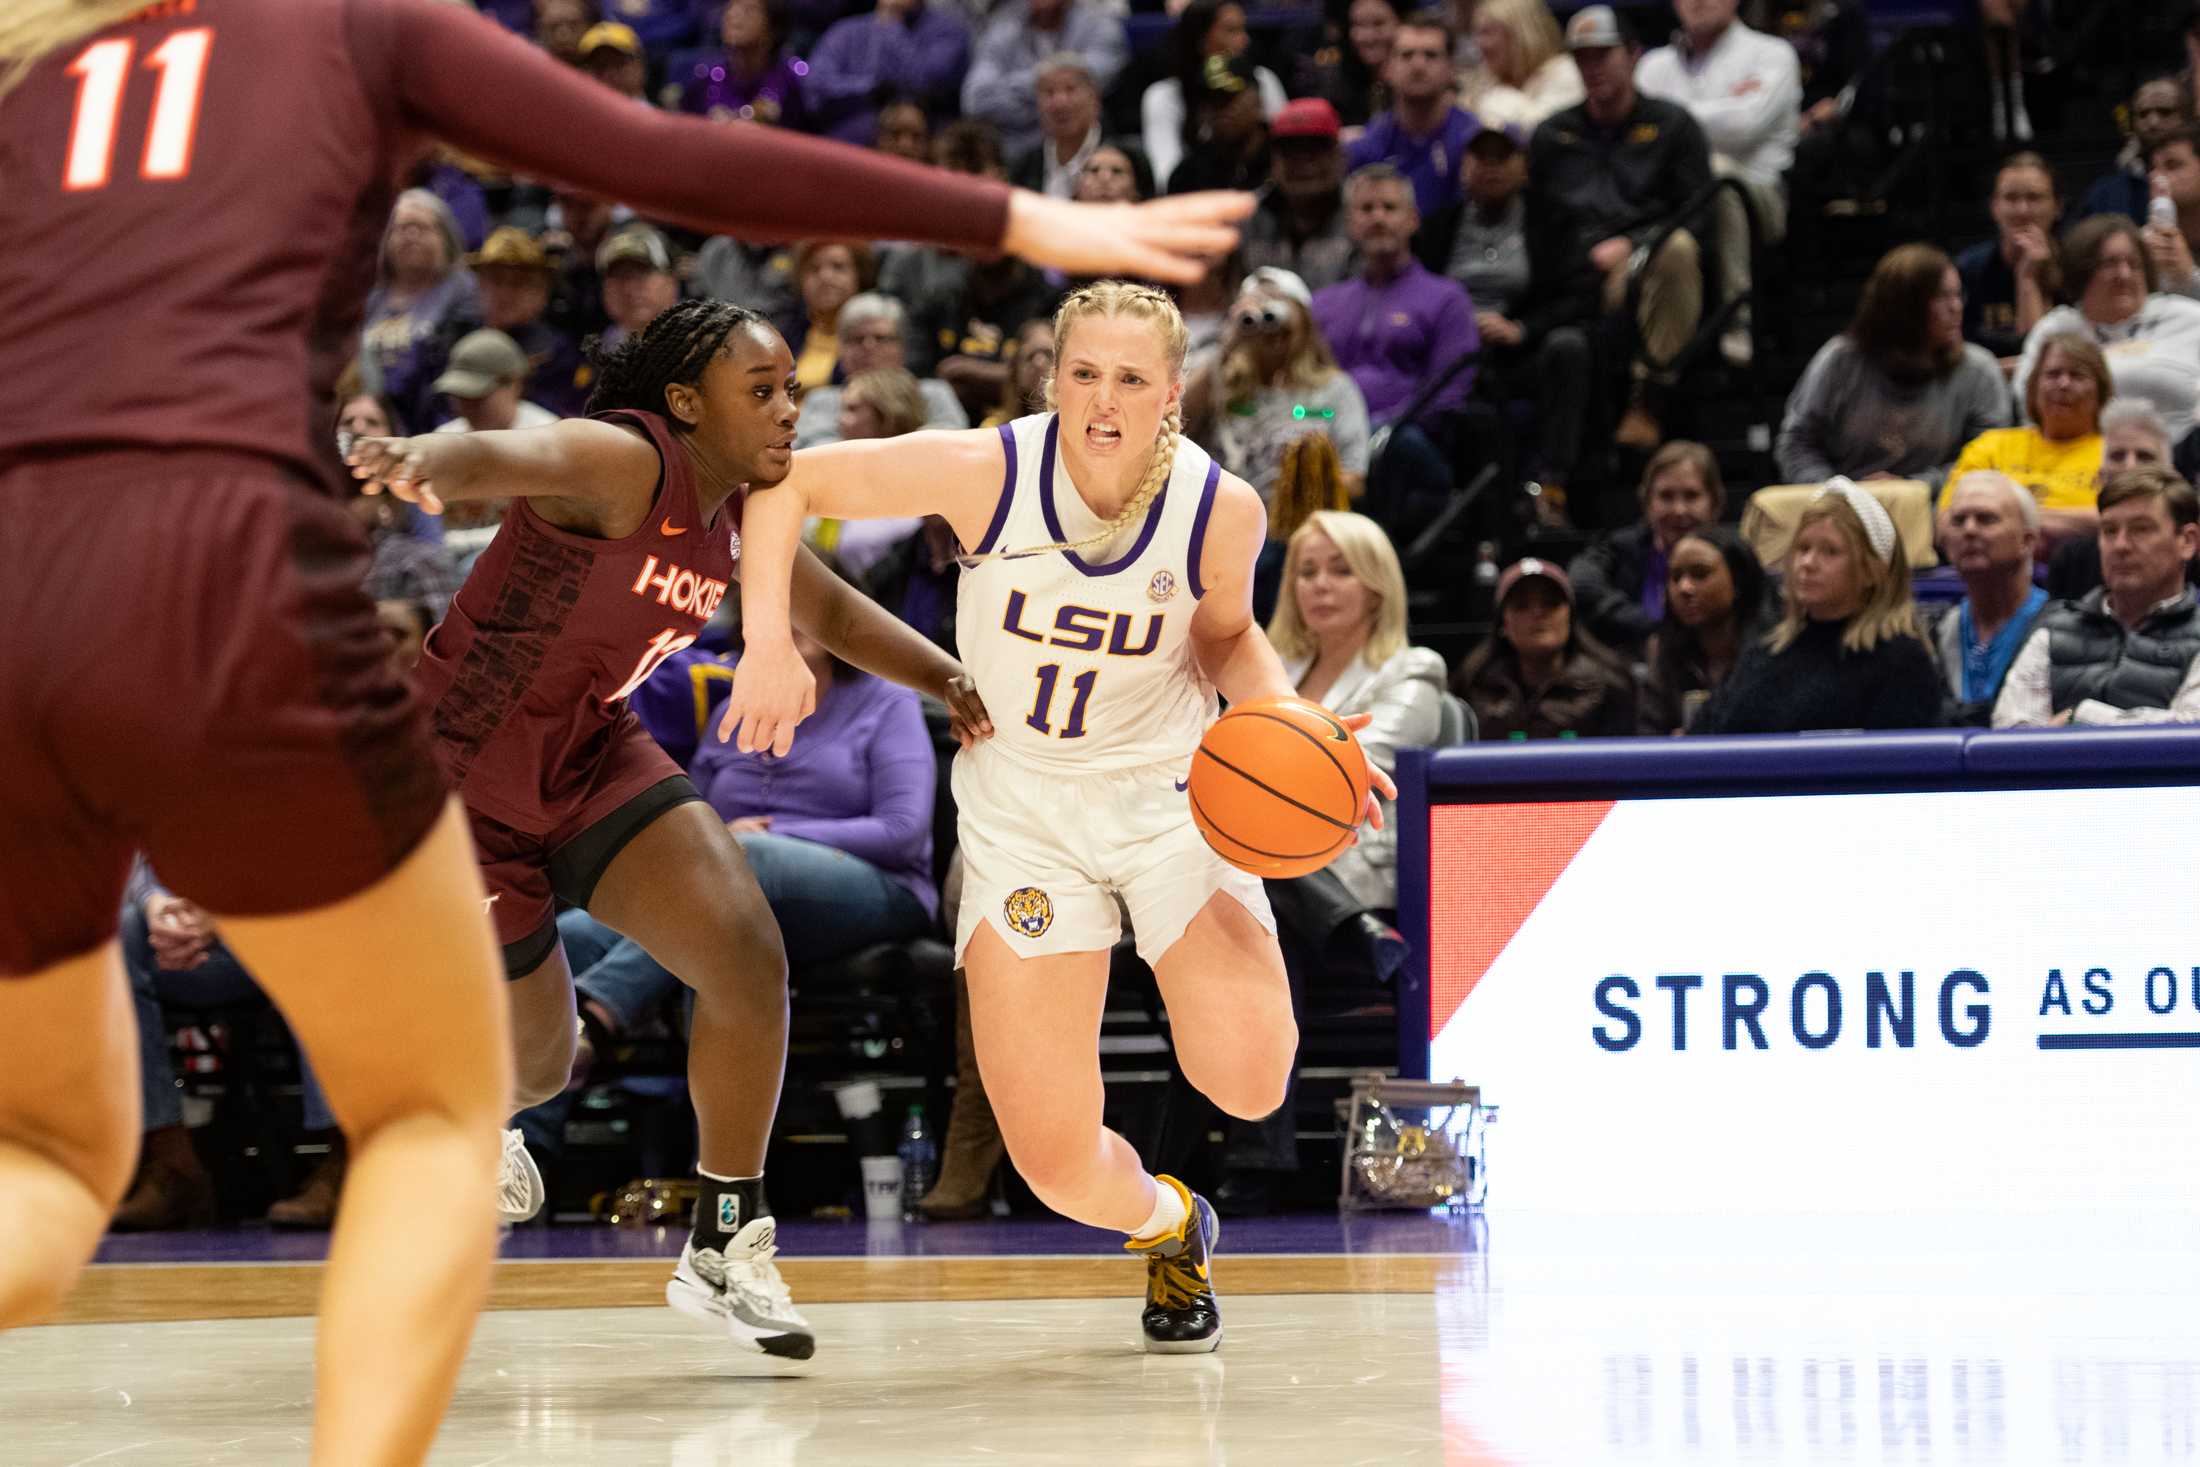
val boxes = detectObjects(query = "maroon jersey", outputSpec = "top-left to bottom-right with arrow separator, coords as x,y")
416,411 -> 743,834
0,0 -> 1009,485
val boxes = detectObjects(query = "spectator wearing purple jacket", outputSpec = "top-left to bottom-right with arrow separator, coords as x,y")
558,608 -> 942,1044
1313,163 -> 1479,536
1343,9 -> 1480,218
805,0 -> 971,146
675,0 -> 812,128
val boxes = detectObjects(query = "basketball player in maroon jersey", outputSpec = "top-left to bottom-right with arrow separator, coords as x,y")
348,300 -> 990,1359
0,0 -> 1243,1456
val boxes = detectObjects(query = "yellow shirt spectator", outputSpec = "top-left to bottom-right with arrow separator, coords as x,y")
1937,427 -> 2103,513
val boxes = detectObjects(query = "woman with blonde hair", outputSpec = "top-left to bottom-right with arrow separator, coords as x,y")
1,0 -> 1257,1452
1187,267 -> 1371,508
1692,481 -> 1945,732
1458,0 -> 1582,126
725,279 -> 1391,1355
1267,510 -> 1444,910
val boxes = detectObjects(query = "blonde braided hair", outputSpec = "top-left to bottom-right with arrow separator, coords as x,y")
968,280 -> 1188,563
0,0 -> 154,99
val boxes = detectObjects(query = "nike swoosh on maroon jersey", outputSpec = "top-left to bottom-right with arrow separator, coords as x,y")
660,520 -> 685,536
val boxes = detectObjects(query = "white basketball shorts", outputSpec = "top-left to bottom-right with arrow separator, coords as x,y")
950,741 -> 1276,966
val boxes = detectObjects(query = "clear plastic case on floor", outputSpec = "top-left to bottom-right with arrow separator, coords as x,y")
1336,1074 -> 1494,1212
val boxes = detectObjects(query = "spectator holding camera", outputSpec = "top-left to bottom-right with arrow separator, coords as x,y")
1993,467 -> 2200,727
1693,481 -> 1944,733
1187,268 -> 1372,507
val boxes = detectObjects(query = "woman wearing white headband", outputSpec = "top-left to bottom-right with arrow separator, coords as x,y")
1691,479 -> 1947,733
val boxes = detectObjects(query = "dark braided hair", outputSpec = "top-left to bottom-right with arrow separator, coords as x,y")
584,298 -> 774,424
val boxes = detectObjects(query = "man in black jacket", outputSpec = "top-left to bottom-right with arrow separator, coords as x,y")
1524,6 -> 1713,454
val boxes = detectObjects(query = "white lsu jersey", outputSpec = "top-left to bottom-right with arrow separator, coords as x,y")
956,414 -> 1226,774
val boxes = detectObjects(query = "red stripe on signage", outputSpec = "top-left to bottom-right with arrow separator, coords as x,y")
1428,801 -> 1616,1043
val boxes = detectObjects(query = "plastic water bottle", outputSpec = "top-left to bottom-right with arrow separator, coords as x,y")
898,1104 -> 937,1220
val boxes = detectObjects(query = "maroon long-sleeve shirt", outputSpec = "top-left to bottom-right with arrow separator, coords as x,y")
0,0 -> 1009,483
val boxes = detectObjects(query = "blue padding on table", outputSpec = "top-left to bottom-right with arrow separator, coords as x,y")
1961,726 -> 2200,777
1422,731 -> 1966,794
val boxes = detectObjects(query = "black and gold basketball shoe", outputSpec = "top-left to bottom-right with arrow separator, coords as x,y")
1126,1174 -> 1222,1354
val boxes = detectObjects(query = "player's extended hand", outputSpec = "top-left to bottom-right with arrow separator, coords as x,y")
1338,712 -> 1396,834
347,436 -> 445,515
718,636 -> 817,756
941,671 -> 995,751
1000,189 -> 1254,287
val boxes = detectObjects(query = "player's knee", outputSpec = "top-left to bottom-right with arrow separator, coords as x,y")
686,899 -> 789,1001
1194,1027 -> 1296,1121
509,1019 -> 577,1111
995,1121 -> 1095,1201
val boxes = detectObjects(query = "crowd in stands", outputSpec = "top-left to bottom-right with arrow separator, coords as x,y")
115,0 -> 2200,1229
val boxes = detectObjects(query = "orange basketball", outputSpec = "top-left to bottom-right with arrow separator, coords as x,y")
1186,696 -> 1371,878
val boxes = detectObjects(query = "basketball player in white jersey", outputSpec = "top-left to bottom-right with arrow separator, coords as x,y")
722,282 -> 1392,1353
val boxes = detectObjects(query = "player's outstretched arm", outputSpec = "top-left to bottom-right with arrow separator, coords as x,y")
786,546 -> 993,744
382,0 -> 1246,285
347,419 -> 659,518
723,429 -> 1007,755
1188,475 -> 1395,829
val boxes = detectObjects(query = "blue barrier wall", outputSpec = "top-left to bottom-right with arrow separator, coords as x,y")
1392,728 -> 2200,1075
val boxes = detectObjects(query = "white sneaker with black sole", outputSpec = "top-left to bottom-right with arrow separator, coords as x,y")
668,1215 -> 816,1359
497,1128 -> 545,1223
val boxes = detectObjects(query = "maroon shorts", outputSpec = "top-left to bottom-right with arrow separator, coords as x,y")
458,713 -> 699,977
0,451 -> 446,976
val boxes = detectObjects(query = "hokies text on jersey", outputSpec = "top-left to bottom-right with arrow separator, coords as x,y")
630,553 -> 728,621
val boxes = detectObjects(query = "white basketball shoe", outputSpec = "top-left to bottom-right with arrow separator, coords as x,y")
667,1215 -> 816,1359
497,1128 -> 545,1223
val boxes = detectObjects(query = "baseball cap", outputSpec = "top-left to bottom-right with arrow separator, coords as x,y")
578,21 -> 643,60
470,226 -> 554,273
596,223 -> 673,275
1466,120 -> 1528,154
433,329 -> 529,399
1495,557 -> 1573,606
1270,98 -> 1342,143
1564,5 -> 1631,50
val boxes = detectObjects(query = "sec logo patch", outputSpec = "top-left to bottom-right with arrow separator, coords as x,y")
1003,887 -> 1054,938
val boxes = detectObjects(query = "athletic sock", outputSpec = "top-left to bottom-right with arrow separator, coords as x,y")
1130,1177 -> 1188,1244
692,1169 -> 768,1252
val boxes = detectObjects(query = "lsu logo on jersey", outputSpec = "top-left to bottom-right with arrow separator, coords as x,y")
1147,570 -> 1177,604
1003,887 -> 1054,939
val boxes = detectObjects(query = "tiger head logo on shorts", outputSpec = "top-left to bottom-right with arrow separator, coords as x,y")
1003,887 -> 1054,939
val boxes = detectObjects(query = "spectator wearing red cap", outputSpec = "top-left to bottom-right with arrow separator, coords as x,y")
1453,557 -> 1639,738
1242,99 -> 1362,292
1141,0 -> 1289,191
